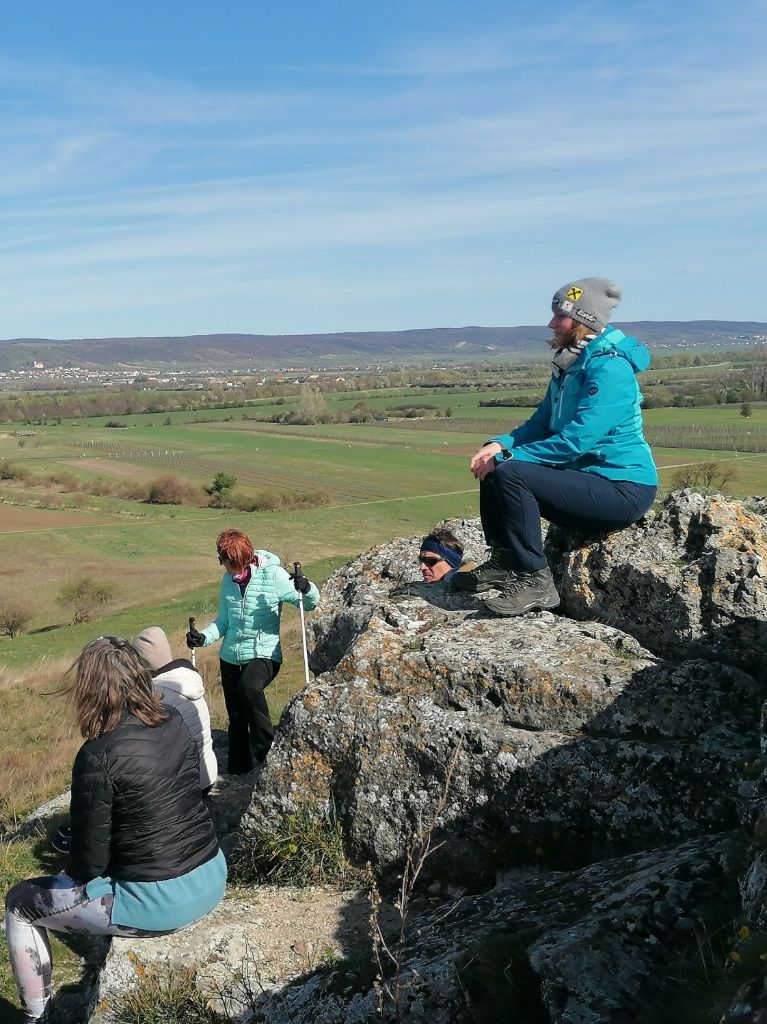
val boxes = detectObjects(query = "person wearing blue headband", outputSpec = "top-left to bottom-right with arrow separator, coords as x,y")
418,528 -> 464,584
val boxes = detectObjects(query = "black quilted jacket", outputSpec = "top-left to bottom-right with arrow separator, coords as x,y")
67,707 -> 219,882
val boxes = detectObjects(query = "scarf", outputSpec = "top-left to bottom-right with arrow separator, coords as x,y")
551,336 -> 589,378
231,564 -> 252,595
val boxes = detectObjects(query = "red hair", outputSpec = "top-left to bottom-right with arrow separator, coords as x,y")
217,529 -> 255,573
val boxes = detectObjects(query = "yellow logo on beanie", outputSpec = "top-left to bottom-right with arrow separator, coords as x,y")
565,286 -> 583,302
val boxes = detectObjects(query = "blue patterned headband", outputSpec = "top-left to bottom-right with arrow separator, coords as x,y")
419,537 -> 462,569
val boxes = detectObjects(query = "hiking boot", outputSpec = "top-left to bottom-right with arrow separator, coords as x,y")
451,550 -> 516,593
483,567 -> 560,617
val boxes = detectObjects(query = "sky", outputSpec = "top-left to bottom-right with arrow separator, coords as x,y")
0,0 -> 765,339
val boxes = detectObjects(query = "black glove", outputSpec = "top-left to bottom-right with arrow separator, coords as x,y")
290,569 -> 311,595
186,628 -> 205,649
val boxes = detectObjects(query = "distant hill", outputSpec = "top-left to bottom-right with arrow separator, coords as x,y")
0,321 -> 765,370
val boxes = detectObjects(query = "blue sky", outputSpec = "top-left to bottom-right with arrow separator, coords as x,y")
1,0 -> 765,339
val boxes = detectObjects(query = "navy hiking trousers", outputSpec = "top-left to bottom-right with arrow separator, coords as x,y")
480,460 -> 656,573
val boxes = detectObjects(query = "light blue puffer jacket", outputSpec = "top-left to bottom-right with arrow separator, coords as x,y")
490,327 -> 658,485
200,550 -> 319,665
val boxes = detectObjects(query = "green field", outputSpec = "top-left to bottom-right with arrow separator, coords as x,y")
2,393 -> 766,673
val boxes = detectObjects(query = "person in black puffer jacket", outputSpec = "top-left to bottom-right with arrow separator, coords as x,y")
4,635 -> 227,1024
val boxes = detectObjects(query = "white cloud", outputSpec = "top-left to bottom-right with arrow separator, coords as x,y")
1,3 -> 766,334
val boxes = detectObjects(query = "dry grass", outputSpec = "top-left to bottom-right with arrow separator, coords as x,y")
0,616 -> 310,830
0,656 -> 79,829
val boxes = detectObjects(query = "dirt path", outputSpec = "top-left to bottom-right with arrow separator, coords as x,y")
90,885 -> 373,1021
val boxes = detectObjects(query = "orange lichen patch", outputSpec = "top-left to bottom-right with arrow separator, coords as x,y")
563,548 -> 597,601
303,689 -> 324,711
705,500 -> 767,559
287,750 -> 334,805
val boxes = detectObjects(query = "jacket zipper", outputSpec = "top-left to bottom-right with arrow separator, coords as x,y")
235,569 -> 262,663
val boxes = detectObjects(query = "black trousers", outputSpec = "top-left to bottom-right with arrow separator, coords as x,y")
219,657 -> 281,774
480,460 -> 656,572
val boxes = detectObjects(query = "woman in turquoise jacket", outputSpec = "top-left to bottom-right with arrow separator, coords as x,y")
187,529 -> 319,773
454,277 -> 657,617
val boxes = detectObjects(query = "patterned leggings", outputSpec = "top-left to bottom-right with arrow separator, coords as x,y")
4,873 -> 176,1023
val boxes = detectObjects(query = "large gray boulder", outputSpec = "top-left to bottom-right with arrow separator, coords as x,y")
234,496 -> 767,1022
548,490 -> 767,673
308,515 -> 488,675
248,834 -> 739,1024
242,506 -> 763,876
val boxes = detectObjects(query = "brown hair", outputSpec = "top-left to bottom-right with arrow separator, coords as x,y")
69,635 -> 167,740
422,527 -> 463,556
216,529 -> 255,573
548,323 -> 593,350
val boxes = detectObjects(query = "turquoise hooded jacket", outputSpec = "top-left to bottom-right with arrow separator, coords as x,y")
490,327 -> 658,485
200,549 -> 319,665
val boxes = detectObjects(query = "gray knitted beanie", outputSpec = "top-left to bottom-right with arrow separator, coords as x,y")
132,625 -> 173,671
551,277 -> 622,332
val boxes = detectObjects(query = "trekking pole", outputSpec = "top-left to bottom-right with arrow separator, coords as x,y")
188,616 -> 197,669
293,562 -> 311,688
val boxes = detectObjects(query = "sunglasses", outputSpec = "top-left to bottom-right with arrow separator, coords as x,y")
418,555 -> 444,567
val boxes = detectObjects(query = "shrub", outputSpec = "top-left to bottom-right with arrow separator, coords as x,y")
230,488 -> 330,512
205,471 -> 237,508
0,601 -> 34,638
671,461 -> 735,492
57,577 -> 116,625
89,478 -> 116,497
45,470 -> 80,490
146,475 -> 198,505
117,480 -> 150,501
0,460 -> 27,481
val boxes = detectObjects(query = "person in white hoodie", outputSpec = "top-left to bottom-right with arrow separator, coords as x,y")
132,626 -> 218,793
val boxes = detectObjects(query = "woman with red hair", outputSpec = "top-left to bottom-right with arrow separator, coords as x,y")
187,529 -> 319,773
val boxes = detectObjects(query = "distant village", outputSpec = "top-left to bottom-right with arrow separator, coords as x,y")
0,362 -> 354,392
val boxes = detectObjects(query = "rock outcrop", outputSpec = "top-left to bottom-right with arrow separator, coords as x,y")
549,489 -> 767,673
50,491 -> 766,1023
251,834 -> 741,1023
236,492 -> 767,1021
244,499 -> 764,876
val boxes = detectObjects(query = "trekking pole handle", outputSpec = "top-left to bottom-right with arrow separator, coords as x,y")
188,617 -> 196,667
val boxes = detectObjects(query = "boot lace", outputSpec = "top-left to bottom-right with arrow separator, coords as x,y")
472,551 -> 505,575
497,570 -> 545,594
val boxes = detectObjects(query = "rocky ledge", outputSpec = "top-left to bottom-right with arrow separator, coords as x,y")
238,490 -> 767,1022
